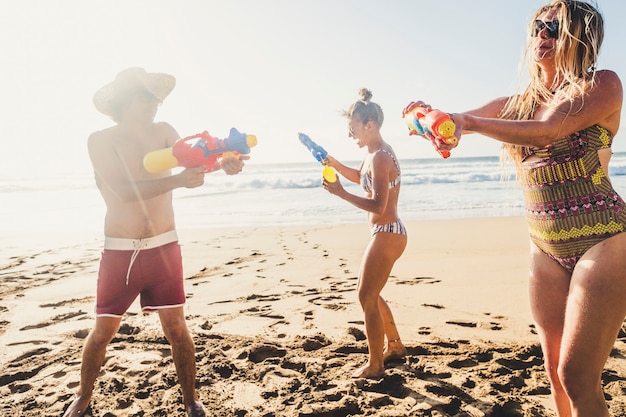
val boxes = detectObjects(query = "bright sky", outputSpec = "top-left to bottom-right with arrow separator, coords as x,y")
2,0 -> 625,177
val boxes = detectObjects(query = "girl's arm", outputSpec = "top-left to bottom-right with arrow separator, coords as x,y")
324,155 -> 361,184
324,152 -> 390,215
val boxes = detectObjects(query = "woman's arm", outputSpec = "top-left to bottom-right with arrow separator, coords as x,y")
455,70 -> 622,147
324,155 -> 362,184
324,152 -> 390,215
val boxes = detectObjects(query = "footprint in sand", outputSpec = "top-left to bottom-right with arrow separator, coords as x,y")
347,326 -> 366,341
447,358 -> 479,369
445,316 -> 507,331
445,320 -> 477,328
396,276 -> 442,285
418,326 -> 432,335
320,275 -> 355,293
241,304 -> 285,320
20,310 -> 89,331
309,294 -> 350,311
241,343 -> 287,363
39,297 -> 93,308
422,303 -> 445,310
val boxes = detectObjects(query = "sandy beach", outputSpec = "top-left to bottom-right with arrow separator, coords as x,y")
1,217 -> 625,416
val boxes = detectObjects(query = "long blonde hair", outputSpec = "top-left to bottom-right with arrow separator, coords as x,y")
500,0 -> 604,162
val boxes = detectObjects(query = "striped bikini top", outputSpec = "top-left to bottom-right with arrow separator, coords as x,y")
360,149 -> 401,193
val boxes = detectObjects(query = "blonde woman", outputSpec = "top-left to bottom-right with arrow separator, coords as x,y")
410,1 -> 624,415
324,88 -> 407,379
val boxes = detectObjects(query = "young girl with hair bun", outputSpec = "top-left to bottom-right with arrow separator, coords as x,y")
323,88 -> 408,379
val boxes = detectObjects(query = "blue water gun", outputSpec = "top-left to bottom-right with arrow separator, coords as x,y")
298,132 -> 328,163
297,132 -> 336,182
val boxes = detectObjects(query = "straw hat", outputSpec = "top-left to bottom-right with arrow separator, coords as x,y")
93,67 -> 176,116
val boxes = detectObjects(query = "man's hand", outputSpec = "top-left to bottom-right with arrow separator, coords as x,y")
219,155 -> 249,175
177,166 -> 206,188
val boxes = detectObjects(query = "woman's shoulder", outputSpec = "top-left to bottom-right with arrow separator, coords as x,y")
595,68 -> 620,78
590,69 -> 623,107
372,146 -> 399,168
593,69 -> 622,90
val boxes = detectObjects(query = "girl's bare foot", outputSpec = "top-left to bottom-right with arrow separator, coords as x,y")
351,363 -> 385,379
383,339 -> 407,363
186,401 -> 206,417
63,396 -> 91,417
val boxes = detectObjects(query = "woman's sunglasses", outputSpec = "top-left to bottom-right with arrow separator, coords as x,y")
533,20 -> 560,39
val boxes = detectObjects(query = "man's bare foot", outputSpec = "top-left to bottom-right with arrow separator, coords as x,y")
383,341 -> 407,363
186,400 -> 206,417
63,396 -> 91,417
351,363 -> 384,379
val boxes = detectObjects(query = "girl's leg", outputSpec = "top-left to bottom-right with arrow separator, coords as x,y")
379,295 -> 407,362
352,232 -> 406,378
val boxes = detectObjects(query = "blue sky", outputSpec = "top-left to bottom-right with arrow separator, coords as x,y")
2,0 -> 625,176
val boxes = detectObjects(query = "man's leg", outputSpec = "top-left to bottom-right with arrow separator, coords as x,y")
63,316 -> 121,417
158,307 -> 205,416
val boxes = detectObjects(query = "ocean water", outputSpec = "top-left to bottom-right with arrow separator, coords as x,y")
4,153 -> 626,234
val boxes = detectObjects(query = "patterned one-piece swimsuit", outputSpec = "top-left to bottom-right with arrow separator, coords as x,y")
518,124 -> 626,272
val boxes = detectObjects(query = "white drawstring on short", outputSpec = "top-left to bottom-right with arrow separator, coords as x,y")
125,239 -> 149,285
103,230 -> 179,286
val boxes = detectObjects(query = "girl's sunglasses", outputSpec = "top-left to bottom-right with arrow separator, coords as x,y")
533,20 -> 560,39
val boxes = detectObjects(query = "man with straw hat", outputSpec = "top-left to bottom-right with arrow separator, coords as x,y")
63,67 -> 246,417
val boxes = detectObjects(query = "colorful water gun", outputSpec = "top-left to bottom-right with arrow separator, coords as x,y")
143,127 -> 257,173
402,105 -> 458,159
297,132 -> 337,182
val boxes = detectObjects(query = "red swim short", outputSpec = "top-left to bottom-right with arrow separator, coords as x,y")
96,238 -> 185,317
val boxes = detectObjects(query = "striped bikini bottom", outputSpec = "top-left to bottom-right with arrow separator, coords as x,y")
371,219 -> 407,236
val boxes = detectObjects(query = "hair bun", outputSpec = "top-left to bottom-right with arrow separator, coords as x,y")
358,88 -> 373,103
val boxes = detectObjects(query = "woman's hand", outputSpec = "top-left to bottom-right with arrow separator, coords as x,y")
323,154 -> 338,168
322,175 -> 344,197
402,100 -> 432,116
427,112 -> 463,155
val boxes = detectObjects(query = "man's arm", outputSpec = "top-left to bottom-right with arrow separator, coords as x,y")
88,125 -> 205,202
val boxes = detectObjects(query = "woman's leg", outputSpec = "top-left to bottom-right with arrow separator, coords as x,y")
529,232 -> 626,417
528,243 -> 572,417
379,296 -> 407,362
559,233 -> 626,417
352,232 -> 406,378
